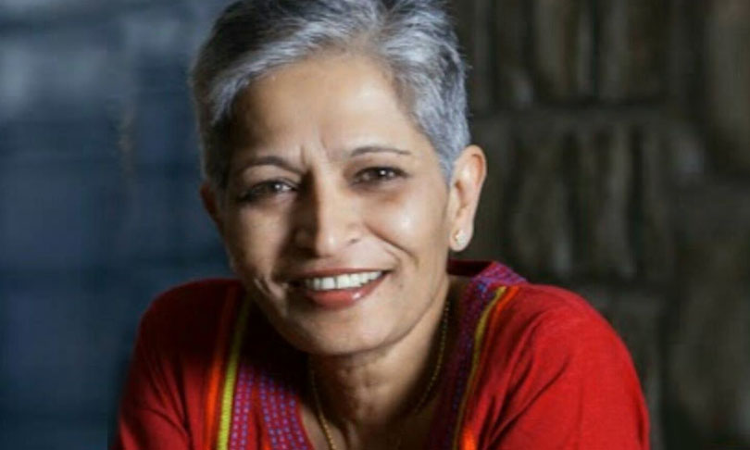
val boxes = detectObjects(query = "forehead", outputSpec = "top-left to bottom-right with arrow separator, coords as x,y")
229,53 -> 431,154
242,53 -> 399,111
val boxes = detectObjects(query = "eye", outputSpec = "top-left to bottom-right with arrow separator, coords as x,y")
237,179 -> 295,203
354,166 -> 406,184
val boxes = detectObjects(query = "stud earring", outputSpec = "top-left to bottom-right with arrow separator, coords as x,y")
453,230 -> 466,249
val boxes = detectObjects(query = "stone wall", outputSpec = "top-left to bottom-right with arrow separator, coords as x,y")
453,1 -> 750,449
0,1 -> 747,449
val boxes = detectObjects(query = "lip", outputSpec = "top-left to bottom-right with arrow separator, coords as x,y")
289,269 -> 388,309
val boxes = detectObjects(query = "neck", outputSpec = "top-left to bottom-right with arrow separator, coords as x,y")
306,275 -> 465,448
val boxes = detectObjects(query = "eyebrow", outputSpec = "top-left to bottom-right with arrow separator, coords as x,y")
235,155 -> 299,173
232,145 -> 413,176
350,145 -> 412,157
229,155 -> 299,179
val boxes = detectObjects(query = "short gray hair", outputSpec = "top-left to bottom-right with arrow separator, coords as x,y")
191,0 -> 469,190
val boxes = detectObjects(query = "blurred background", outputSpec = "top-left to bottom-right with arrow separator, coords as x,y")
0,0 -> 748,449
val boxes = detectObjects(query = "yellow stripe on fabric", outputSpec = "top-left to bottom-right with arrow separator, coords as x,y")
452,286 -> 508,450
216,298 -> 251,450
204,294 -> 241,450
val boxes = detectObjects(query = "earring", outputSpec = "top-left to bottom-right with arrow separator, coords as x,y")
453,230 -> 466,249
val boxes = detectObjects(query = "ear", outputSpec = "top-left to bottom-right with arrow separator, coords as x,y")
447,145 -> 487,252
200,182 -> 225,236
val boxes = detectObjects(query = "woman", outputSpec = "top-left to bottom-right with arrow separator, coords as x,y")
113,1 -> 650,449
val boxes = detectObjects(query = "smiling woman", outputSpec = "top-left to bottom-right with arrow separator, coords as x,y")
208,54 -> 470,359
112,1 -> 650,450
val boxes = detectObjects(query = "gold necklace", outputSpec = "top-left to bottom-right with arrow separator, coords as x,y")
308,299 -> 451,450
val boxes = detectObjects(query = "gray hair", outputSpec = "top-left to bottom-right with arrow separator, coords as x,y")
190,0 -> 469,190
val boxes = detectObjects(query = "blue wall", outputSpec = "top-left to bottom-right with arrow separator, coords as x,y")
0,2 -> 233,448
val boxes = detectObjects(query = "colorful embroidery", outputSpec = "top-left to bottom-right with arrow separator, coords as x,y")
228,364 -> 254,450
256,371 -> 308,450
217,298 -> 252,450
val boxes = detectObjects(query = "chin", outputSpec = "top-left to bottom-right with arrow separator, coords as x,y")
292,322 -> 395,357
257,286 -> 411,357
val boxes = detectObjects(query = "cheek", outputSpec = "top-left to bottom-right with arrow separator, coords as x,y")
222,212 -> 293,303
223,211 -> 288,268
367,181 -> 450,250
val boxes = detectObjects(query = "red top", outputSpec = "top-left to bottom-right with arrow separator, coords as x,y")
113,260 -> 650,450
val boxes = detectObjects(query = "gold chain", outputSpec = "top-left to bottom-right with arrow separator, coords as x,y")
308,299 -> 451,450
309,364 -> 338,450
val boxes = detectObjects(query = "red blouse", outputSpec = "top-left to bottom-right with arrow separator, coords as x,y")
113,260 -> 649,449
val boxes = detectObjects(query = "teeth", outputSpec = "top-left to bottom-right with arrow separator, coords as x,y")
335,274 -> 349,289
303,271 -> 383,291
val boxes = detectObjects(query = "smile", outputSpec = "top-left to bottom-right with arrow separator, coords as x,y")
292,270 -> 388,309
302,271 -> 384,291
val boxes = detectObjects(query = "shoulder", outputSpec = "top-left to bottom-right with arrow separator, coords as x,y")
483,283 -> 629,364
453,260 -> 628,370
143,278 -> 242,322
117,279 -> 248,446
454,275 -> 650,448
470,283 -> 643,404
451,259 -> 626,361
137,278 -> 244,348
501,284 -> 611,334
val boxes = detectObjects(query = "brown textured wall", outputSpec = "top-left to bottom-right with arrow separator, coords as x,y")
450,1 -> 750,449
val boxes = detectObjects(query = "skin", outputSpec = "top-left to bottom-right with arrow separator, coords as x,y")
202,53 -> 486,449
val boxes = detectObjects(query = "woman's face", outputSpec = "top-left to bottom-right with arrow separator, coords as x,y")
205,54 -> 482,356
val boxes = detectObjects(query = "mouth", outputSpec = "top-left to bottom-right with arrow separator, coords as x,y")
290,270 -> 388,309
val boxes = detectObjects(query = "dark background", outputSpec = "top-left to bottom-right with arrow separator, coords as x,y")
1,1 -> 748,449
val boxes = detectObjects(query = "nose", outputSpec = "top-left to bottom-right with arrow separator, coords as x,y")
292,176 -> 360,256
